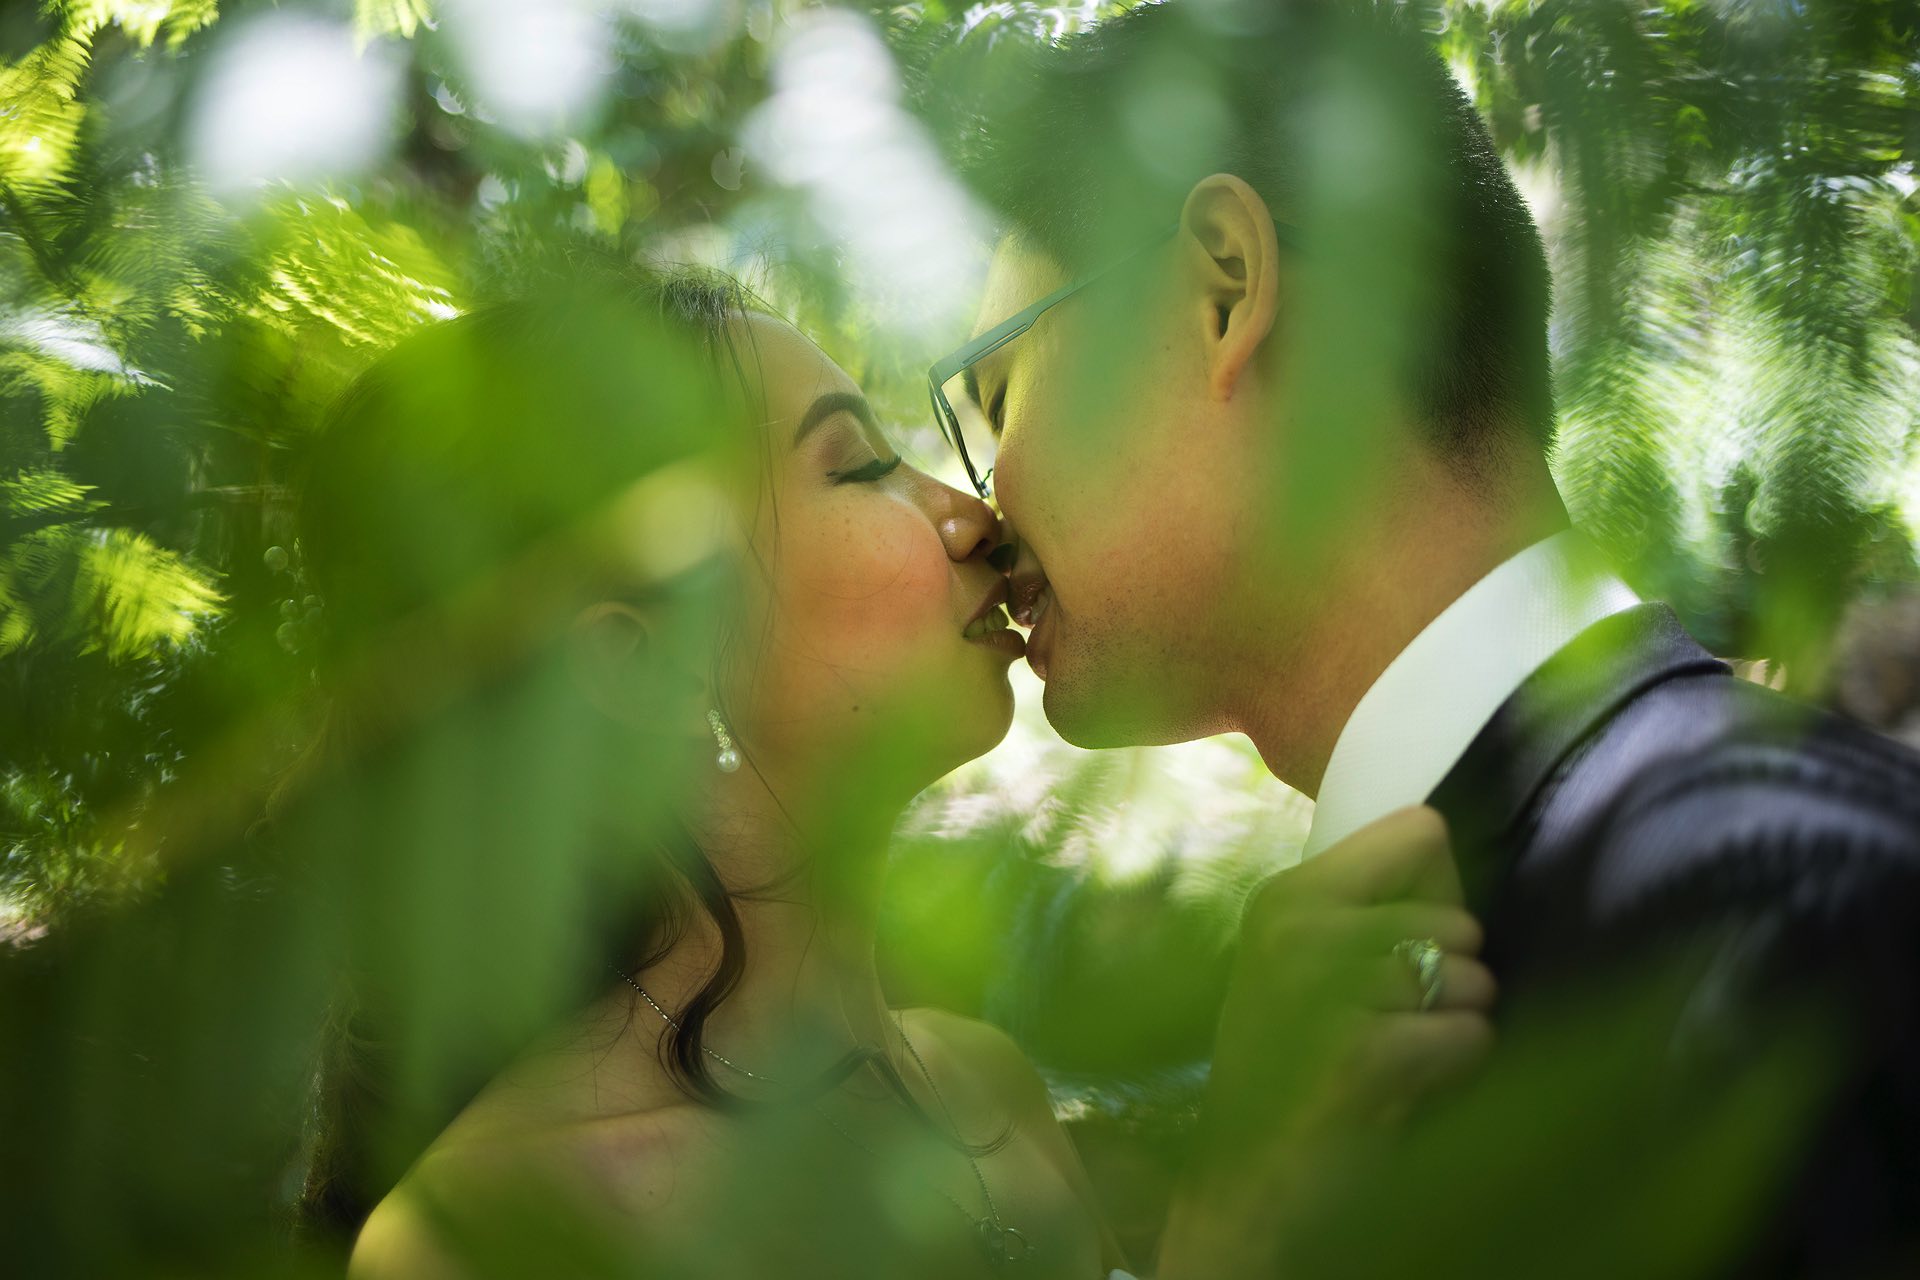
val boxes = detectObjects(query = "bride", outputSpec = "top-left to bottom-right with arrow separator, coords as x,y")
297,265 -> 1491,1279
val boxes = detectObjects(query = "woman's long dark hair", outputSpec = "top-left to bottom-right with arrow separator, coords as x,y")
289,260 -> 998,1251
288,262 -> 770,1244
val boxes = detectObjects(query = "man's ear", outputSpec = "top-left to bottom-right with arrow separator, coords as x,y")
567,600 -> 699,728
1178,173 -> 1283,401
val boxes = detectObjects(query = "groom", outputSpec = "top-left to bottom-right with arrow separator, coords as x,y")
935,0 -> 1920,1274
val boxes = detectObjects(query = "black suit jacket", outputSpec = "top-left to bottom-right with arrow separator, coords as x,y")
1428,603 -> 1920,1278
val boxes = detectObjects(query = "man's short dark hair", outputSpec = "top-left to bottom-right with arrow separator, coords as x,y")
962,0 -> 1555,460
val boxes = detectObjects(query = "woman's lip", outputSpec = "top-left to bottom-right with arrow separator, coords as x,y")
963,578 -> 1011,633
963,602 -> 1013,640
966,626 -> 1026,661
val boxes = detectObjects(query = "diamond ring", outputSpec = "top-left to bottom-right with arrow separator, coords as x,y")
1393,936 -> 1445,1011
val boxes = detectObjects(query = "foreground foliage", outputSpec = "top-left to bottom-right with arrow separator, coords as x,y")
0,1 -> 1914,1273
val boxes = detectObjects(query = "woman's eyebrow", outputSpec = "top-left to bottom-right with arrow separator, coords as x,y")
793,390 -> 877,446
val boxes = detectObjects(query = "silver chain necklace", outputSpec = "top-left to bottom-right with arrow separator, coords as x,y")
611,965 -> 1035,1266
614,965 -> 780,1083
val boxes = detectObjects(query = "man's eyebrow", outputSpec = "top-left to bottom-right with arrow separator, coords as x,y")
961,366 -> 982,413
793,391 -> 878,446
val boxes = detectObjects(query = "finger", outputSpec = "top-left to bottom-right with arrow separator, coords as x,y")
1349,901 -> 1484,957
1368,953 -> 1498,1014
1241,812 -> 1458,937
1239,900 -> 1483,975
1428,955 -> 1497,1013
1313,805 -> 1462,905
1352,1010 -> 1495,1102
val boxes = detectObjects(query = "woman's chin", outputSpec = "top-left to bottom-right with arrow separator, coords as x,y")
924,668 -> 1019,779
853,647 -> 1020,785
965,668 -> 1021,758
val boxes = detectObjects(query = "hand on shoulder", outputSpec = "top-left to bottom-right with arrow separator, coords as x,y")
1159,806 -> 1495,1280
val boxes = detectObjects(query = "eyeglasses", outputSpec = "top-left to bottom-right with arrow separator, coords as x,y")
927,219 -> 1300,499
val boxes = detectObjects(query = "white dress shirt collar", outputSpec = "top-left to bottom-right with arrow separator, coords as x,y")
1300,531 -> 1640,859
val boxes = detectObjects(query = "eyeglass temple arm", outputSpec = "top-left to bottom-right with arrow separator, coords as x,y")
929,224 -> 1183,385
931,218 -> 1301,386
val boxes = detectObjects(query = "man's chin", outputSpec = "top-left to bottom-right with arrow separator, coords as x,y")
1039,666 -> 1192,750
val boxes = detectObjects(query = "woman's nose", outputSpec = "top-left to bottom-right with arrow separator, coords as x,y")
934,484 -> 1004,564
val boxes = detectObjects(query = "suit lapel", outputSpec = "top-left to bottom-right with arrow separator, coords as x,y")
1426,603 -> 1729,914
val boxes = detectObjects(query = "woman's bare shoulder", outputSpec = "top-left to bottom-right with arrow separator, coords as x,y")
896,1007 -> 1052,1119
897,1008 -> 1132,1274
348,1098 -> 723,1279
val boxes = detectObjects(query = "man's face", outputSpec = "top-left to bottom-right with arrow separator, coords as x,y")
968,233 -> 1260,747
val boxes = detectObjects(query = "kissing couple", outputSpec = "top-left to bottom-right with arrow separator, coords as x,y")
304,4 -> 1920,1278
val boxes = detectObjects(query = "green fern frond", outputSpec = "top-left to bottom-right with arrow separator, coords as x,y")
60,0 -> 218,50
0,466 -> 95,516
242,193 -> 461,350
0,33 -> 90,194
354,0 -> 432,45
71,527 -> 222,661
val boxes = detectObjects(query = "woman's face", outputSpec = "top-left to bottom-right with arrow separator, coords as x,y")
723,312 -> 1022,790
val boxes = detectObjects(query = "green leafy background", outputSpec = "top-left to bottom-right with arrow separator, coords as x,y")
2,0 -> 1916,1272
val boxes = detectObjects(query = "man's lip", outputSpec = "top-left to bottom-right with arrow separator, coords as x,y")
964,577 -> 1010,633
1010,575 -> 1049,627
1002,532 -> 1049,627
1026,586 -> 1053,681
1023,583 -> 1051,629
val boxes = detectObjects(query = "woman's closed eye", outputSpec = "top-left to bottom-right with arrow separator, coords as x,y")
829,453 -> 903,485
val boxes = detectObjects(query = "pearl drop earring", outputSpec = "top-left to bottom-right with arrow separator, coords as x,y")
707,709 -> 741,773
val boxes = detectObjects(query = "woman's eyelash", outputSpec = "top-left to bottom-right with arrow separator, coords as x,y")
829,455 -> 902,484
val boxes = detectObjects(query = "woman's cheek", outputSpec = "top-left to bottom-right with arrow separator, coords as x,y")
783,504 -> 953,673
